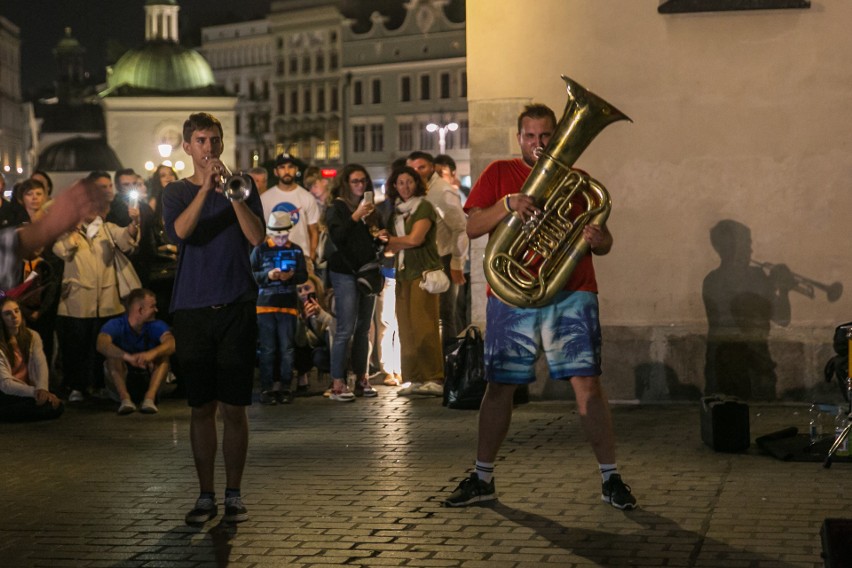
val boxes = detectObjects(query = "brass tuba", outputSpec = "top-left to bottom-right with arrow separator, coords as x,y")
483,75 -> 631,308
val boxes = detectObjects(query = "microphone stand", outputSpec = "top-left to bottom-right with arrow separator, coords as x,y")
824,328 -> 852,468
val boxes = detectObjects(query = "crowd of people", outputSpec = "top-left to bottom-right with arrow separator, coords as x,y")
1,105 -> 636,523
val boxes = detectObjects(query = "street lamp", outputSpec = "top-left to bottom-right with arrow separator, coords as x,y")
426,121 -> 458,155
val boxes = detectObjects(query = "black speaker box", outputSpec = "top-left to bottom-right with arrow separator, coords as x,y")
700,395 -> 750,452
821,518 -> 852,568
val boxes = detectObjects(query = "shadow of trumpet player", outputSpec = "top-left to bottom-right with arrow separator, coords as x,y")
751,260 -> 843,303
703,220 -> 844,401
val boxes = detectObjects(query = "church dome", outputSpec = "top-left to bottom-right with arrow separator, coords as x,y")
105,41 -> 216,95
37,137 -> 122,172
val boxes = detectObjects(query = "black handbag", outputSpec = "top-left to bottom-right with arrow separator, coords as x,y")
443,325 -> 487,410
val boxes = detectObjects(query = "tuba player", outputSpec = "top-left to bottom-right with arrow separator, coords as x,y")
444,104 -> 636,510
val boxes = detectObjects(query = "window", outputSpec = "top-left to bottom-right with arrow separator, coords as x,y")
371,78 -> 382,104
460,70 -> 467,98
315,141 -> 327,161
263,80 -> 269,100
330,52 -> 339,70
353,125 -> 366,153
290,90 -> 298,114
249,81 -> 256,99
331,87 -> 339,111
235,115 -> 241,135
440,72 -> 451,99
398,123 -> 413,152
315,52 -> 324,73
459,119 -> 469,149
278,93 -> 285,114
289,56 -> 298,74
370,124 -> 384,152
400,76 -> 411,102
277,60 -> 284,75
317,87 -> 325,112
353,80 -> 363,105
420,123 -> 435,150
302,55 -> 310,74
304,88 -> 312,113
420,74 -> 431,100
329,139 -> 341,160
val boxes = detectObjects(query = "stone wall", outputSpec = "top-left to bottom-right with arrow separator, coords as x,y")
466,0 -> 852,402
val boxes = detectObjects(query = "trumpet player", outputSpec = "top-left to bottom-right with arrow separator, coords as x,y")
445,103 -> 636,510
163,112 -> 265,525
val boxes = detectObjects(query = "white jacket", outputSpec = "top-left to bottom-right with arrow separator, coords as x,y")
424,173 -> 469,271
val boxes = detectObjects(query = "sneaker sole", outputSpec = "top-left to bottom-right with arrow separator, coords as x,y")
223,512 -> 249,523
185,509 -> 217,524
601,495 -> 637,510
329,395 -> 355,402
443,493 -> 497,508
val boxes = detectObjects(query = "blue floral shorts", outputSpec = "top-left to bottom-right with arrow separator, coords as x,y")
484,291 -> 602,384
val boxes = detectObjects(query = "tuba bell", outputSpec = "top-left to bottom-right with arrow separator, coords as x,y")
483,75 -> 631,308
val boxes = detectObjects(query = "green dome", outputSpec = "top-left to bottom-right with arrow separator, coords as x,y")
106,41 -> 215,94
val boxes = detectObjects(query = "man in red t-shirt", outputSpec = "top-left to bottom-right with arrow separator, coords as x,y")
444,103 -> 636,511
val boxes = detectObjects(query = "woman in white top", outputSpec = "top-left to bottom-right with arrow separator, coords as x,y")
0,297 -> 63,421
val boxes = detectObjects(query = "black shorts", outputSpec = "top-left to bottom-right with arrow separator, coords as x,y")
173,302 -> 257,407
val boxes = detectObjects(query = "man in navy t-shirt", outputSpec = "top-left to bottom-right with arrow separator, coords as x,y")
97,288 -> 175,415
162,112 -> 265,526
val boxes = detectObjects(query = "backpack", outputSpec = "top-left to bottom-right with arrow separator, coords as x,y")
443,326 -> 487,409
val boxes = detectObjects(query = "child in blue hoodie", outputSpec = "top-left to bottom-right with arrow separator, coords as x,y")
250,211 -> 308,404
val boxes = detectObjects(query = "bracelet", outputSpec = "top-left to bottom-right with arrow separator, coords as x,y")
503,195 -> 513,213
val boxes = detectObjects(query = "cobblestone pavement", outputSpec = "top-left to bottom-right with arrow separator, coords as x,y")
2,385 -> 849,567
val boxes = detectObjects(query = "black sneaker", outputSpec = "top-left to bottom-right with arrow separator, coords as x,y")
259,391 -> 277,405
185,497 -> 217,524
601,474 -> 637,510
443,473 -> 497,507
274,390 -> 292,404
223,496 -> 249,523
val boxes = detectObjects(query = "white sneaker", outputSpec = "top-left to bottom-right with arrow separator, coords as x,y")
117,400 -> 137,415
329,389 -> 355,402
414,381 -> 444,397
397,382 -> 423,396
68,390 -> 84,403
139,399 -> 158,414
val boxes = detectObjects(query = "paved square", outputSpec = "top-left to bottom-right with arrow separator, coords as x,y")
2,387 -> 848,567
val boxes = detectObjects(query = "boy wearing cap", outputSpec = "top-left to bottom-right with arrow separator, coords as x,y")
250,212 -> 309,404
260,154 -> 320,269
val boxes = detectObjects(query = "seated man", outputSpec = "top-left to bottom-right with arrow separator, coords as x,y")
97,288 -> 175,414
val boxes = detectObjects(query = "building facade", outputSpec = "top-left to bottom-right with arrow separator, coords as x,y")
200,19 -> 275,170
199,0 -> 468,187
0,16 -> 26,185
341,0 -> 468,186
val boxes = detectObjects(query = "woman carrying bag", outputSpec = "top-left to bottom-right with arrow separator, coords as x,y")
53,196 -> 139,402
381,166 -> 445,397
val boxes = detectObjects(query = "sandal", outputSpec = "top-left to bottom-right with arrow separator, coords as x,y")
384,373 -> 401,386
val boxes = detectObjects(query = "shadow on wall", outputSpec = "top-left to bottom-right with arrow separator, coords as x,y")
701,219 -> 813,401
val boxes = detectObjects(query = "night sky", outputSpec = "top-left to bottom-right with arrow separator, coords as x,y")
1,0 -> 463,98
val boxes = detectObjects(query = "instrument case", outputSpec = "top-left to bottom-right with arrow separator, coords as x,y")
700,395 -> 750,452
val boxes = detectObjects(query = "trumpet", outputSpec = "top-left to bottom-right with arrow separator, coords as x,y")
207,157 -> 252,202
752,260 -> 843,302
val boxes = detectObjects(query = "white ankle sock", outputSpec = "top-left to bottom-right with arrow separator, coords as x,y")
599,464 -> 618,482
475,460 -> 494,483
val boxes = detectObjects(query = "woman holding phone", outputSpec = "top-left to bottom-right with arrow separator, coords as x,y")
324,164 -> 385,401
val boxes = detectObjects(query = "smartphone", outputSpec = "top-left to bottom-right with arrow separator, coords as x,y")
306,292 -> 318,303
274,250 -> 298,271
363,191 -> 374,205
